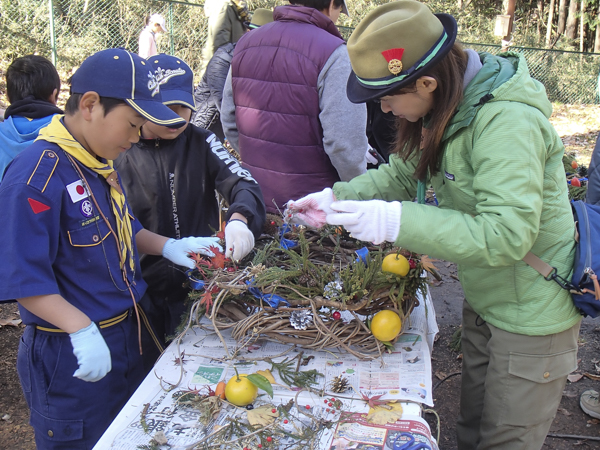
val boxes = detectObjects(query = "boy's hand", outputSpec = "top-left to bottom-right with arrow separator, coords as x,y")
284,188 -> 336,228
69,322 -> 111,382
162,237 -> 223,269
225,220 -> 254,262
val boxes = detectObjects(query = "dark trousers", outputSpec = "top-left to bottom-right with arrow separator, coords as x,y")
17,312 -> 144,450
139,291 -> 188,373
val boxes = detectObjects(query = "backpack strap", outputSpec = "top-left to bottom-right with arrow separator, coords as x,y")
523,251 -> 578,292
523,251 -> 554,278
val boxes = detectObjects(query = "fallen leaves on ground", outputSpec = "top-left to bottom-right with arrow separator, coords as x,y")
567,373 -> 584,383
0,318 -> 21,328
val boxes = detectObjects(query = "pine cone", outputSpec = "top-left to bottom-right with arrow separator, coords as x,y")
331,375 -> 349,393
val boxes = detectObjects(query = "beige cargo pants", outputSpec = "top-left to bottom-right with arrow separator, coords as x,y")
456,300 -> 580,450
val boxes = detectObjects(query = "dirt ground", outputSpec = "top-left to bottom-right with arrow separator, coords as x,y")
0,105 -> 599,449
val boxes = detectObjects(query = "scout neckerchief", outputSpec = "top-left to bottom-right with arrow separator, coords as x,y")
37,115 -> 135,272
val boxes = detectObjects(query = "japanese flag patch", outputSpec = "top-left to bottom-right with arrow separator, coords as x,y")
66,180 -> 89,203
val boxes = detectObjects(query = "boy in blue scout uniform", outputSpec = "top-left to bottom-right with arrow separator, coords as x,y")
0,48 -> 221,449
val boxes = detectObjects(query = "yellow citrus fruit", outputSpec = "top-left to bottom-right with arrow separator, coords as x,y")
224,374 -> 258,406
382,254 -> 410,276
370,310 -> 402,342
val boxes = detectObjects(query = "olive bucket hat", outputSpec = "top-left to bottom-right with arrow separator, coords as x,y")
346,0 -> 457,103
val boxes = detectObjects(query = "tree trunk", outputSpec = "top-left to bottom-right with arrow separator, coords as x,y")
566,0 -> 578,40
558,0 -> 568,34
458,0 -> 463,9
580,0 -> 585,52
537,0 -> 544,41
595,3 -> 600,52
546,0 -> 556,46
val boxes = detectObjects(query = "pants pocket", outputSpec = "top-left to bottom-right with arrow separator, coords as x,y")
16,329 -> 32,393
501,348 -> 577,426
30,407 -> 83,443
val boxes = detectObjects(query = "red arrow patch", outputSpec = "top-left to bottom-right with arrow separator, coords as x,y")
28,198 -> 51,214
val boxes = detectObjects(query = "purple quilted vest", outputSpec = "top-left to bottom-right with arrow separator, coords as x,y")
231,5 -> 344,213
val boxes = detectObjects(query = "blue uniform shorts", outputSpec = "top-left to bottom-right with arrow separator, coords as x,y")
17,310 -> 144,450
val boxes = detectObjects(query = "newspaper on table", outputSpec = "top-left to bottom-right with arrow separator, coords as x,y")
93,291 -> 439,450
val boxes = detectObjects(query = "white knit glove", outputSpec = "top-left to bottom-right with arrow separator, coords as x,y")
326,200 -> 402,244
70,322 -> 111,382
162,237 -> 223,269
225,220 -> 254,262
284,188 -> 336,228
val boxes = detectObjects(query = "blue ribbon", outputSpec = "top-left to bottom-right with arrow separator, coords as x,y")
186,269 -> 205,290
246,279 -> 290,308
279,223 -> 297,250
355,247 -> 369,264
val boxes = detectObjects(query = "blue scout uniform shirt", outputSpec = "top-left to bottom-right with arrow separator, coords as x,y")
0,139 -> 147,327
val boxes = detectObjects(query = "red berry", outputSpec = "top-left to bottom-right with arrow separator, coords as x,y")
330,398 -> 336,402
332,311 -> 341,320
571,177 -> 581,187
283,419 -> 288,424
326,408 -> 330,412
267,437 -> 273,442
305,405 -> 310,409
229,247 -> 233,251
258,445 -> 262,449
271,408 -> 276,413
324,399 -> 328,404
409,259 -> 417,269
270,221 -> 275,225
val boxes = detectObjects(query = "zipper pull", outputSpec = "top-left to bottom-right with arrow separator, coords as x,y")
155,138 -> 160,148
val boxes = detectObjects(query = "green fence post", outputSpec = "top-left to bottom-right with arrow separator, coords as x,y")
48,0 -> 58,66
169,2 -> 174,55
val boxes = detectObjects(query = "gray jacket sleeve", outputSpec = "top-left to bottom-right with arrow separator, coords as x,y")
220,67 -> 240,151
318,45 -> 368,181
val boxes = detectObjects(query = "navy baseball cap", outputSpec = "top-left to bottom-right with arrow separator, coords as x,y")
148,54 -> 196,111
70,48 -> 186,127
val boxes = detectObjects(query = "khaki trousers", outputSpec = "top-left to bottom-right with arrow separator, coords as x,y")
456,300 -> 580,450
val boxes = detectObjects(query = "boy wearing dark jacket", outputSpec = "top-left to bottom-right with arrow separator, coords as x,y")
115,54 -> 265,368
0,55 -> 63,180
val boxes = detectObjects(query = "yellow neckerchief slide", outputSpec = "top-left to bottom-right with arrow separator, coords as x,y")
37,115 -> 135,271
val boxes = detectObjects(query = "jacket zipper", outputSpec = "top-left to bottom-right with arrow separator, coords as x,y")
580,203 -> 592,284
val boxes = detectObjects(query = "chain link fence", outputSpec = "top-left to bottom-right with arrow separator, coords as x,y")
1,0 -> 600,104
465,42 -> 600,105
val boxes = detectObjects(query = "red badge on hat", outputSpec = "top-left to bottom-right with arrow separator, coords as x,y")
28,198 -> 51,214
382,48 -> 405,75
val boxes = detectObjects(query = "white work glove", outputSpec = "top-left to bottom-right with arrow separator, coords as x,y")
225,219 -> 255,262
162,236 -> 223,269
326,199 -> 402,245
284,188 -> 336,228
69,322 -> 111,382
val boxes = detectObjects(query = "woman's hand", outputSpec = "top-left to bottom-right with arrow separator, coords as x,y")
327,199 -> 402,244
284,188 -> 336,228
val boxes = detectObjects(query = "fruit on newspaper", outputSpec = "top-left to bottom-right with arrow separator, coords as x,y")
225,373 -> 258,406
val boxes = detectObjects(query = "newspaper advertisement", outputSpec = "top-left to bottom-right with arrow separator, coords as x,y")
94,291 -> 437,449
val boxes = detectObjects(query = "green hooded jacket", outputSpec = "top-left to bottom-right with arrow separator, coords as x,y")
334,52 -> 581,336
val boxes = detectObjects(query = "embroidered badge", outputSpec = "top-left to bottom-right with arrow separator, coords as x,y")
444,171 -> 455,181
80,199 -> 94,218
154,66 -> 186,87
147,71 -> 160,97
382,48 -> 405,75
28,198 -> 51,214
66,180 -> 89,203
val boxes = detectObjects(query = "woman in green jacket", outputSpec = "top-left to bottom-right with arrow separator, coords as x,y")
286,2 -> 581,449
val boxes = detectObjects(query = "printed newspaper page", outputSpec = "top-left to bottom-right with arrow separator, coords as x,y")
94,292 -> 437,449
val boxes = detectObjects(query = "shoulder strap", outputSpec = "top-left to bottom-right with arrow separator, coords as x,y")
523,251 -> 554,278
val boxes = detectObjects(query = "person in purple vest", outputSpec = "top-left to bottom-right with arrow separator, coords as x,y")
220,0 -> 368,214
